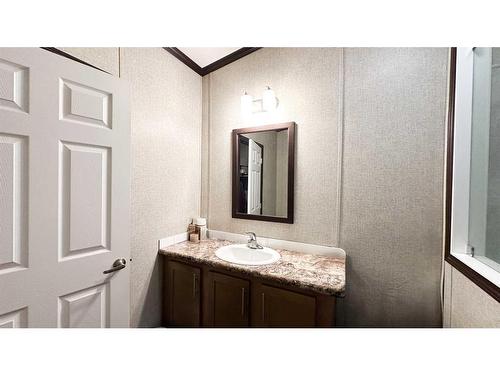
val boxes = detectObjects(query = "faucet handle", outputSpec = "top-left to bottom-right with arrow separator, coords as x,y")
244,231 -> 257,241
244,232 -> 263,249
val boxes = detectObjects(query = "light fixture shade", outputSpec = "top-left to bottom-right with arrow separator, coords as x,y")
241,91 -> 253,117
262,86 -> 277,112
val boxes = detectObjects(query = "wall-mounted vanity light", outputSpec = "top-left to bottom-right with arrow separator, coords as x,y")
241,86 -> 279,116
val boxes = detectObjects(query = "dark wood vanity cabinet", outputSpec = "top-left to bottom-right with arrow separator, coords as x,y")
164,261 -> 201,327
252,284 -> 316,327
205,271 -> 250,327
163,258 -> 336,328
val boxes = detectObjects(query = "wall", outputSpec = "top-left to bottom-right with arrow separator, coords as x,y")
60,47 -> 202,327
202,48 -> 449,327
121,48 -> 202,327
443,263 -> 500,327
201,75 -> 210,219
205,48 -> 342,245
341,48 -> 448,326
59,47 -> 120,76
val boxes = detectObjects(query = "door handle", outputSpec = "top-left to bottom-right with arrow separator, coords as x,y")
103,258 -> 126,274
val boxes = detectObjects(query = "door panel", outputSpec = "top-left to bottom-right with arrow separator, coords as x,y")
166,261 -> 201,327
247,139 -> 262,214
0,48 -> 130,328
59,141 -> 110,259
0,58 -> 29,113
0,307 -> 28,328
60,78 -> 112,128
58,283 -> 109,328
206,271 -> 249,327
0,134 -> 28,272
254,284 -> 316,328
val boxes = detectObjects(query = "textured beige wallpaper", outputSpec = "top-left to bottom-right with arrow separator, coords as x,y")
340,48 -> 448,327
444,263 -> 500,327
205,48 -> 342,245
201,75 -> 210,219
203,47 -> 449,327
59,47 -> 120,76
120,48 -> 202,327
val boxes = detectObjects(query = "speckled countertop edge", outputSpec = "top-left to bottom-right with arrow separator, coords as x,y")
159,239 -> 345,297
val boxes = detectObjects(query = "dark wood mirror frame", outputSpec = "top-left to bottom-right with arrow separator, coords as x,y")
232,122 -> 295,224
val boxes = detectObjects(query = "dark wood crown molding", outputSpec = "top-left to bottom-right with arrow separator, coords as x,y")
42,47 -> 260,77
163,47 -> 204,75
163,47 -> 261,76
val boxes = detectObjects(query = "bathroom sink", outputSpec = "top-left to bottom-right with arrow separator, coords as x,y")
215,244 -> 280,266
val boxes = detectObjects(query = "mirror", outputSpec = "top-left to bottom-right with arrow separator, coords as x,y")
232,122 -> 295,223
467,48 -> 500,271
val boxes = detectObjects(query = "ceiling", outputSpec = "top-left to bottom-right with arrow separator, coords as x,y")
177,48 -> 241,68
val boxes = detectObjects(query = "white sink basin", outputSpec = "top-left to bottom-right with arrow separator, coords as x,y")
215,244 -> 280,266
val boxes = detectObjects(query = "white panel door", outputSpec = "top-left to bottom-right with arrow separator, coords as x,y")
0,48 -> 130,328
247,139 -> 262,215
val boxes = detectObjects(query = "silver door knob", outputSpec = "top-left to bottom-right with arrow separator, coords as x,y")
103,258 -> 126,274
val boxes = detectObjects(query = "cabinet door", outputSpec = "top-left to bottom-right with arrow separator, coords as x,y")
165,261 -> 201,327
206,272 -> 249,327
253,284 -> 316,328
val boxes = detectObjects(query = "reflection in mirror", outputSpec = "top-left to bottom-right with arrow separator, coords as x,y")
232,123 -> 295,223
469,47 -> 500,272
238,130 -> 288,216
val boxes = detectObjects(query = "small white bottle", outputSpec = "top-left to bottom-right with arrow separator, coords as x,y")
194,218 -> 207,240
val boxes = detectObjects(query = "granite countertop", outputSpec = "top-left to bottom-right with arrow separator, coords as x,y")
159,239 -> 345,297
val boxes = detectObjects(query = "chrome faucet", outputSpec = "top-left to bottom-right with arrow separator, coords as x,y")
245,232 -> 263,249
